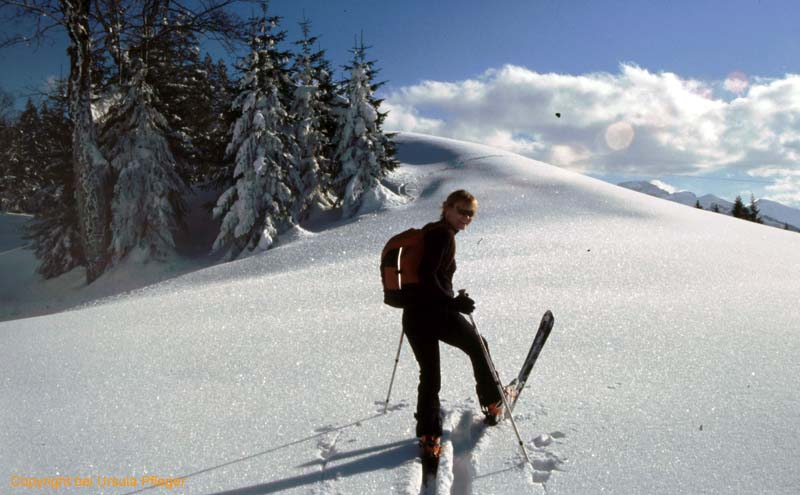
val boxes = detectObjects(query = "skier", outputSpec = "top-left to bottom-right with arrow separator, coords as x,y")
403,189 -> 504,462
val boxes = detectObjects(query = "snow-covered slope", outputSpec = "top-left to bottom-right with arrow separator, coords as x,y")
0,212 -> 30,252
2,133 -> 799,495
0,189 -> 222,322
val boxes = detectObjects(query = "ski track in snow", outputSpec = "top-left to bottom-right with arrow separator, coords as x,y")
402,401 -> 570,494
401,401 -> 570,495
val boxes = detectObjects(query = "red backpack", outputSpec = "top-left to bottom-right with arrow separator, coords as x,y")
380,227 -> 428,308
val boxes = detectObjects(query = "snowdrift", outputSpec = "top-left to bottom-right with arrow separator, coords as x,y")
2,132 -> 799,495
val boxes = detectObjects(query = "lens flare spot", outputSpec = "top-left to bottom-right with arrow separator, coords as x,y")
724,70 -> 749,94
605,121 -> 635,151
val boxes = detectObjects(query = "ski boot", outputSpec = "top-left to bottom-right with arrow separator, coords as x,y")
482,401 -> 504,426
419,434 -> 441,469
482,384 -> 517,425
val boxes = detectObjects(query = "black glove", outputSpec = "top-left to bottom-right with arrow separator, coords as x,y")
450,293 -> 475,314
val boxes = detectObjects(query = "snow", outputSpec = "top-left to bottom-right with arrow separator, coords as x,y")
2,132 -> 800,494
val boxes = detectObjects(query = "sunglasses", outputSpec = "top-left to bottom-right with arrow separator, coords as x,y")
456,207 -> 476,218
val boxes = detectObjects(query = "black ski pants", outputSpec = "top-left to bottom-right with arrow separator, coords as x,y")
402,306 -> 502,437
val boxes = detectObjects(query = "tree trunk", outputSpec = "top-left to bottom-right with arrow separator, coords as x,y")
61,0 -> 111,283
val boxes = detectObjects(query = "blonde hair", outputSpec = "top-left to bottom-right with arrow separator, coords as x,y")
441,190 -> 478,219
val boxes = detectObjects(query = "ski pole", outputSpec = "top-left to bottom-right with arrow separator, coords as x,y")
462,296 -> 531,465
383,328 -> 405,414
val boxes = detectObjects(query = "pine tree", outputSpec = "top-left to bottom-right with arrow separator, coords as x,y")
331,34 -> 398,218
712,204 -> 721,213
196,55 -> 235,187
100,62 -> 186,264
695,200 -> 702,209
312,43 -> 343,199
4,100 -> 45,213
0,112 -> 12,212
287,16 -> 331,221
146,9 -> 208,184
212,13 -> 296,259
731,195 -> 748,219
0,105 -> 23,212
23,91 -> 85,278
747,194 -> 763,224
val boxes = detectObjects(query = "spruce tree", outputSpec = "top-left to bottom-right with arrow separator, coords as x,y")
0,110 -> 12,212
23,91 -> 85,278
287,16 -> 331,221
731,195 -> 747,219
100,61 -> 186,264
747,194 -> 763,224
196,55 -> 235,187
146,9 -> 208,184
695,200 -> 702,209
0,107 -> 24,212
212,13 -> 296,259
5,100 -> 45,213
331,34 -> 398,218
312,44 -> 343,200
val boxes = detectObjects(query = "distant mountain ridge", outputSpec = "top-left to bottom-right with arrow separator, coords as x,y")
618,180 -> 800,232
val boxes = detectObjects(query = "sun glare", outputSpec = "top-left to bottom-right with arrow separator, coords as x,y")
605,121 -> 635,151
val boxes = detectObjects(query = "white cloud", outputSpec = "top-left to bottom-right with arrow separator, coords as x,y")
382,101 -> 444,135
383,63 -> 800,205
748,167 -> 800,204
650,180 -> 679,194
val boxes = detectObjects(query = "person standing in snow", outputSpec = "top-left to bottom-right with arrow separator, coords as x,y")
403,189 -> 504,461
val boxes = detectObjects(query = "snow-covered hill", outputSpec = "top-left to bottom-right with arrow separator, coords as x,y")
2,133 -> 799,495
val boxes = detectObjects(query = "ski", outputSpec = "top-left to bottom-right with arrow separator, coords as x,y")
419,436 -> 440,491
505,310 -> 555,414
420,455 -> 438,491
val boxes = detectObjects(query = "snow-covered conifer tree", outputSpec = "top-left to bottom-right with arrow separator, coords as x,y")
312,53 -> 343,200
147,10 -> 208,183
197,54 -> 235,187
287,16 -> 331,221
100,62 -> 185,264
332,35 -> 397,218
0,115 -> 13,212
1,100 -> 42,213
24,93 -> 85,278
212,14 -> 295,259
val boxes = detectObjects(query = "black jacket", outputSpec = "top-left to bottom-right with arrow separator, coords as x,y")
416,220 -> 457,307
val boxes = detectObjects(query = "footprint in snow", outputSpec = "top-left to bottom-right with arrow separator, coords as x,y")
529,431 -> 567,484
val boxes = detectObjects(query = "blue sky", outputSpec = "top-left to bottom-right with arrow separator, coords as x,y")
2,0 -> 800,205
